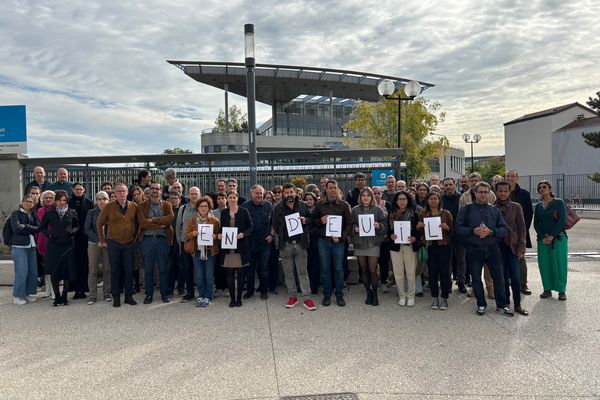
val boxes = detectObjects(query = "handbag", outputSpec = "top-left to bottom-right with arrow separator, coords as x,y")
417,246 -> 428,262
223,252 -> 242,268
553,201 -> 580,230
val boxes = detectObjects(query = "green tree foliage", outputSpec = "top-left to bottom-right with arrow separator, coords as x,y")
344,91 -> 447,178
478,158 -> 506,181
156,148 -> 194,167
214,105 -> 249,132
583,91 -> 600,182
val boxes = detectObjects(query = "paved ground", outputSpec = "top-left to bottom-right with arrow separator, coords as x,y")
1,255 -> 599,400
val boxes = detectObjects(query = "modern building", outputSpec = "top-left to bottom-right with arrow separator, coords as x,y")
552,116 -> 600,175
504,102 -> 597,176
168,60 -> 465,178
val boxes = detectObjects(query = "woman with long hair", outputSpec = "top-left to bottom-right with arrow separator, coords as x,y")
415,183 -> 430,210
39,190 -> 79,306
303,191 -> 321,294
534,180 -> 569,301
350,187 -> 387,306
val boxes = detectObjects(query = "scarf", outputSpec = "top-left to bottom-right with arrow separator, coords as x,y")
197,213 -> 210,261
56,205 -> 68,218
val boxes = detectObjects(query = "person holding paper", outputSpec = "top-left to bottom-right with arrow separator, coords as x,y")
350,187 -> 387,306
273,184 -> 316,311
218,190 -> 253,307
303,192 -> 321,295
455,182 -> 511,316
185,197 -> 220,308
313,180 -> 352,307
417,192 -> 453,311
388,191 -> 421,307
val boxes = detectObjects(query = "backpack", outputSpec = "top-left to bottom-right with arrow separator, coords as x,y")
2,218 -> 12,246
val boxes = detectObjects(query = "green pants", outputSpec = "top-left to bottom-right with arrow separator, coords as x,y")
537,237 -> 568,293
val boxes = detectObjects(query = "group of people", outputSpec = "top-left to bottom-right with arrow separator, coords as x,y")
8,166 -> 570,316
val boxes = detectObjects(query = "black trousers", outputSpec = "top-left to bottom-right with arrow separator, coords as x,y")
426,244 -> 451,299
107,240 -> 134,298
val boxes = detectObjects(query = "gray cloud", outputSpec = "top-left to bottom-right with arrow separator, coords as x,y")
1,0 -> 599,158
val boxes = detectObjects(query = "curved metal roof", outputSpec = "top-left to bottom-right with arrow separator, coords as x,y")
167,61 -> 434,105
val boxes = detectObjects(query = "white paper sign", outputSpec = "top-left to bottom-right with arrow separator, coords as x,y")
325,215 -> 342,237
285,212 -> 303,237
197,224 -> 214,246
358,214 -> 376,237
221,227 -> 238,249
424,216 -> 443,241
394,221 -> 411,244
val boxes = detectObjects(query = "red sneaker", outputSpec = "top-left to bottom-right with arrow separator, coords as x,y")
285,296 -> 298,308
303,299 -> 316,311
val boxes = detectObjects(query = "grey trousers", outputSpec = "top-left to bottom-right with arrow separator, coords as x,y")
279,243 -> 310,297
87,242 -> 111,298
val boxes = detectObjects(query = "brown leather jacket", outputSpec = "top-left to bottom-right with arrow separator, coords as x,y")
495,200 -> 526,256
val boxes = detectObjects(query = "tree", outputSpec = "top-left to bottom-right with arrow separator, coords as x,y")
478,157 -> 506,181
344,91 -> 447,178
156,147 -> 194,167
582,91 -> 600,182
214,104 -> 249,132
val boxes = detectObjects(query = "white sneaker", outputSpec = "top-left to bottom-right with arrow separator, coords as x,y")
398,297 -> 407,306
13,297 -> 27,305
406,298 -> 415,307
25,295 -> 37,303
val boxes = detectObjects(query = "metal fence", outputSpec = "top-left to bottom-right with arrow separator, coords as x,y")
518,173 -> 600,206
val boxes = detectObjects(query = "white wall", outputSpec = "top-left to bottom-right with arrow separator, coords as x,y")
504,106 -> 596,176
552,124 -> 600,175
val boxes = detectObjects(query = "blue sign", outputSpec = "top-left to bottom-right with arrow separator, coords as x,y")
372,169 -> 394,187
0,105 -> 27,142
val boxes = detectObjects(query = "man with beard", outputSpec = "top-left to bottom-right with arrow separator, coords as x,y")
48,168 -> 74,197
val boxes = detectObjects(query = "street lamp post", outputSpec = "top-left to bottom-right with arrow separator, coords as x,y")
462,133 -> 481,173
377,79 -> 422,179
245,23 -> 257,187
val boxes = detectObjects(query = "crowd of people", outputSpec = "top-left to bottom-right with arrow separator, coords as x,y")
7,166 -> 570,315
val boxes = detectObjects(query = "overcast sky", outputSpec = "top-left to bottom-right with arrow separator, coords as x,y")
1,0 -> 599,158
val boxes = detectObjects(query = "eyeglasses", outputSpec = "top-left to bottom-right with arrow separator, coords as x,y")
476,191 -> 490,195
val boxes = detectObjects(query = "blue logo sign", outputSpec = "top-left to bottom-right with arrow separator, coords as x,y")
0,105 -> 27,143
372,169 -> 394,186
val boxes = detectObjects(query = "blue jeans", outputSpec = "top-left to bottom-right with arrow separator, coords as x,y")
467,244 -> 507,309
499,242 -> 522,307
318,238 -> 345,298
193,251 -> 216,299
12,246 -> 38,298
141,236 -> 170,297
248,245 -> 271,294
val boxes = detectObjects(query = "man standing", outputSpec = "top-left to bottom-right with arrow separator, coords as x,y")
313,180 -> 352,307
170,181 -> 188,205
175,186 -> 201,301
273,184 -> 316,310
69,182 -> 94,299
48,168 -> 73,196
459,174 -> 470,194
138,182 -> 174,304
227,179 -> 246,204
162,168 -> 184,197
441,177 -> 466,293
346,173 -> 367,208
97,183 -> 138,307
167,191 -> 183,296
455,182 -> 512,316
241,185 -> 274,300
382,175 -> 396,203
505,169 -> 534,295
495,181 -> 529,315
25,166 -> 49,192
207,179 -> 227,205
395,180 -> 407,192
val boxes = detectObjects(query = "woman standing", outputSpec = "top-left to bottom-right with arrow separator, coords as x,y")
9,194 -> 40,305
39,190 -> 79,306
351,187 -> 387,306
303,192 -> 321,295
534,180 -> 568,301
218,190 -> 253,307
69,182 -> 94,299
84,191 -> 112,304
36,190 -> 56,299
388,191 -> 420,307
185,197 -> 220,307
415,183 -> 430,210
417,192 -> 453,310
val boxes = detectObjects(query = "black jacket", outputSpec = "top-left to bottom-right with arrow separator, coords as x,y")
442,192 -> 461,220
40,209 -> 79,245
510,184 -> 534,248
219,207 -> 253,266
9,208 -> 39,246
273,198 -> 310,249
387,207 -> 421,253
455,203 -> 509,249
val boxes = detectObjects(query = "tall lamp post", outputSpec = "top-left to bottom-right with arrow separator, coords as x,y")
429,132 -> 449,178
462,133 -> 481,173
377,79 -> 422,179
245,23 -> 257,187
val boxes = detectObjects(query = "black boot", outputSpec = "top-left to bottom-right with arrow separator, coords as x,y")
365,289 -> 373,305
371,286 -> 379,306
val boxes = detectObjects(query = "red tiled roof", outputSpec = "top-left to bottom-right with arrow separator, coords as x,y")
504,102 -> 598,126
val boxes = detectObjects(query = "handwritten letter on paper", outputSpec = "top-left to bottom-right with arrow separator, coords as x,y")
197,224 -> 214,246
285,212 -> 303,237
221,227 -> 238,249
393,221 -> 411,244
424,216 -> 443,241
358,214 -> 375,237
325,215 -> 342,237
